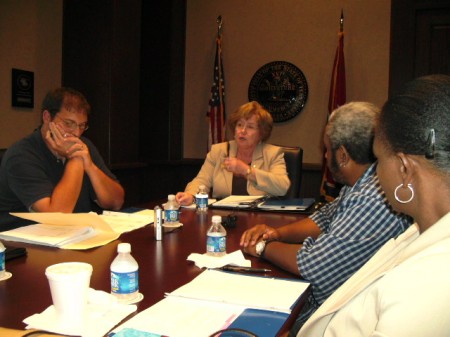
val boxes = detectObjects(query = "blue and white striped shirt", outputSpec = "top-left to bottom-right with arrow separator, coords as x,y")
295,163 -> 411,327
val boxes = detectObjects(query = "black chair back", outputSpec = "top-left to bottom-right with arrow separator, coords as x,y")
279,146 -> 303,198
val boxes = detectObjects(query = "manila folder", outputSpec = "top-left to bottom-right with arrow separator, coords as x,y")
5,212 -> 119,249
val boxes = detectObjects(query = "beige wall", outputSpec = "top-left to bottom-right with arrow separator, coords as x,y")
0,0 -> 62,149
0,0 -> 391,165
185,0 -> 391,165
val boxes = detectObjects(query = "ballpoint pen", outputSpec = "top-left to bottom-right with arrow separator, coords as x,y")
218,265 -> 272,273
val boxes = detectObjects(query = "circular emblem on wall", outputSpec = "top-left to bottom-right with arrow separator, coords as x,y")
248,61 -> 308,123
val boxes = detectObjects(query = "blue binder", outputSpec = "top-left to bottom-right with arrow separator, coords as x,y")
224,308 -> 289,336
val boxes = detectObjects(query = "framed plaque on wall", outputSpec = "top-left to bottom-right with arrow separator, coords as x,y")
11,68 -> 34,108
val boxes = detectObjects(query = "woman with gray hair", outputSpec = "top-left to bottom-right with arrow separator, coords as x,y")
298,74 -> 450,336
240,101 -> 411,336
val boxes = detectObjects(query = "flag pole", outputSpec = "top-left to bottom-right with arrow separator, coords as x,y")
207,15 -> 226,151
217,15 -> 223,38
320,11 -> 346,201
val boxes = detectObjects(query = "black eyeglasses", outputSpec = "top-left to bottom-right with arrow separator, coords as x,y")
54,115 -> 89,132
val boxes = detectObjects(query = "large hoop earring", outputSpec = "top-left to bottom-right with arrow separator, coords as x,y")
394,183 -> 414,204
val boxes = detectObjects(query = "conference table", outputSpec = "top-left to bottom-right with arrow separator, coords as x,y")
0,201 -> 310,336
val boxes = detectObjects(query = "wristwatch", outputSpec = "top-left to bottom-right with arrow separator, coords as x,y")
255,240 -> 266,257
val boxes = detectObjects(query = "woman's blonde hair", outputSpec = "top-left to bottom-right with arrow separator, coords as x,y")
226,101 -> 273,141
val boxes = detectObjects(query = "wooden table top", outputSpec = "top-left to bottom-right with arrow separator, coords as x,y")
0,202 -> 309,335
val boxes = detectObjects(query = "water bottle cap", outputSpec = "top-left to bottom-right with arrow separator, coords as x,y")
168,194 -> 175,201
212,215 -> 222,223
118,243 -> 131,253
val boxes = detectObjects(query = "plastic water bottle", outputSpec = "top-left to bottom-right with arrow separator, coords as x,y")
164,194 -> 180,226
110,243 -> 139,302
196,184 -> 208,213
206,215 -> 227,257
0,242 -> 5,279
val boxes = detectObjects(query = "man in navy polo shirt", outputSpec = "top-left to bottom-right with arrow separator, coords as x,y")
0,87 -> 124,229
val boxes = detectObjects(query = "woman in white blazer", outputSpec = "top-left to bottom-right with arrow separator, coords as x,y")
176,101 -> 290,206
298,74 -> 450,337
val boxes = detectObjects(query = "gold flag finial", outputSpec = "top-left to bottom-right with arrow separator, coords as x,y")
340,10 -> 344,32
217,15 -> 223,37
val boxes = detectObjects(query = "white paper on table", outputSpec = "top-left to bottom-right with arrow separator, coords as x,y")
0,224 -> 96,247
187,249 -> 251,269
112,270 -> 310,337
101,210 -> 153,233
2,212 -> 119,250
112,296 -> 244,337
210,195 -> 263,208
24,288 -> 137,337
167,269 -> 309,314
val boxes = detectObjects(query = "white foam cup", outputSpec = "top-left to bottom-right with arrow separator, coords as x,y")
45,262 -> 93,328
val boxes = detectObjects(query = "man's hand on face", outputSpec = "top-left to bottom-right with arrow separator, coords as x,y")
45,122 -> 76,159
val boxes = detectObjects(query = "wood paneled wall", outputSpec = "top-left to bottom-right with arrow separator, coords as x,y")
61,0 -> 335,206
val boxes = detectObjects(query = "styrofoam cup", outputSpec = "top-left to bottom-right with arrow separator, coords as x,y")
45,262 -> 93,328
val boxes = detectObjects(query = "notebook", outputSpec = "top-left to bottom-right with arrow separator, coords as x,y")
258,198 -> 315,211
111,269 -> 310,337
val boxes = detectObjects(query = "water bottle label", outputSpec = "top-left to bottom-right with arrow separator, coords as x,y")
0,251 -> 4,272
111,270 -> 139,294
196,195 -> 208,209
206,235 -> 226,253
165,209 -> 179,222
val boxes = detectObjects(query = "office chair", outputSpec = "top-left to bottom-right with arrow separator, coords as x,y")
279,145 -> 303,198
0,148 -> 6,165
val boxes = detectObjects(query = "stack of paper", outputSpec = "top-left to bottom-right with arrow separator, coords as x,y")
112,269 -> 310,337
0,224 -> 95,247
167,269 -> 307,313
0,212 -> 119,249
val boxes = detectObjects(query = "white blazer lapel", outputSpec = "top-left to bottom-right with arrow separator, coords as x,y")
301,224 -> 420,334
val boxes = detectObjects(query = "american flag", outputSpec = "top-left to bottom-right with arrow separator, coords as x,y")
321,23 -> 346,201
207,35 -> 226,151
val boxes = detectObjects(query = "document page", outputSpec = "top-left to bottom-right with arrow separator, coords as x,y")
113,296 -> 245,337
211,195 -> 264,208
0,224 -> 95,247
3,212 -> 120,249
113,270 -> 309,337
167,269 -> 309,313
100,211 -> 153,233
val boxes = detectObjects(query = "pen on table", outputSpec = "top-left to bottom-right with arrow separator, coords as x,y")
218,265 -> 272,273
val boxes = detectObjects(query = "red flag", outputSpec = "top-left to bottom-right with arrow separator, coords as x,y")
321,28 -> 346,201
207,35 -> 226,151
